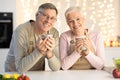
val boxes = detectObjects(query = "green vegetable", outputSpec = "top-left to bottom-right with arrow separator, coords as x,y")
114,58 -> 120,69
2,78 -> 16,80
0,74 -> 3,79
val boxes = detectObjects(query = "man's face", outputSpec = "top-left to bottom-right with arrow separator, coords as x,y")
66,11 -> 85,36
36,9 -> 57,33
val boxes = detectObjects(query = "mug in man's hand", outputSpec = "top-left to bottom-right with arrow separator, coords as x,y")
41,34 -> 52,40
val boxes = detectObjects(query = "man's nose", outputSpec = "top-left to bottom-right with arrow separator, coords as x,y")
45,17 -> 53,23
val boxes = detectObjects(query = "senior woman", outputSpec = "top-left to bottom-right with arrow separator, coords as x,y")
59,7 -> 105,70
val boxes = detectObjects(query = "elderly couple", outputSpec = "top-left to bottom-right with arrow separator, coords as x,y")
5,3 -> 105,73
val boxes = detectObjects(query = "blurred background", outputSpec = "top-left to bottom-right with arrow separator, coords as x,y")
0,0 -> 120,72
16,0 -> 120,47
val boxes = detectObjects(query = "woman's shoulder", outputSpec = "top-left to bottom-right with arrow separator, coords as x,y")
89,30 -> 103,40
60,30 -> 71,37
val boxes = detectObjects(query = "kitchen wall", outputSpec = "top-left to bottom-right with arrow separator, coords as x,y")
0,0 -> 16,30
118,1 -> 120,35
0,0 -> 16,72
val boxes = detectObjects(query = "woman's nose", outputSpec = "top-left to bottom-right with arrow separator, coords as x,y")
73,20 -> 78,26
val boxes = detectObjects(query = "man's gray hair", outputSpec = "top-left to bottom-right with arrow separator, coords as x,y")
38,3 -> 58,15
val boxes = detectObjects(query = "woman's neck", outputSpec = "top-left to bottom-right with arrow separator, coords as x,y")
72,32 -> 84,38
73,29 -> 88,37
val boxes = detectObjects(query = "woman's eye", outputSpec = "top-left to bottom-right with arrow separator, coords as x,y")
77,18 -> 80,21
67,20 -> 72,23
69,21 -> 73,23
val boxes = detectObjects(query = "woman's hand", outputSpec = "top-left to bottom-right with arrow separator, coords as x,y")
75,36 -> 91,56
82,37 -> 91,56
75,38 -> 84,55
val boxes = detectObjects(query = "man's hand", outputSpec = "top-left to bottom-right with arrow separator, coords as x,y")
36,38 -> 47,55
46,37 -> 55,58
36,35 -> 55,58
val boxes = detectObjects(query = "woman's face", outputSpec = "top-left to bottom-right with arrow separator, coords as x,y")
66,11 -> 85,36
36,9 -> 57,33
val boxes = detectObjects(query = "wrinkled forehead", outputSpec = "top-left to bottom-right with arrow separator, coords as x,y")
39,8 -> 57,15
38,8 -> 53,13
38,6 -> 58,15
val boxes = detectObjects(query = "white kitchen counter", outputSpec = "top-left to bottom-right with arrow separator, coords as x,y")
0,70 -> 118,80
0,47 -> 120,72
105,47 -> 120,66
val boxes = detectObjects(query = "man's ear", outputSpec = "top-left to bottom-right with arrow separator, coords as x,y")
36,12 -> 39,17
35,12 -> 39,20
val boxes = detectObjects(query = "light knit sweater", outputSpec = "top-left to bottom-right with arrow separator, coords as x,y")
5,20 -> 60,73
60,30 -> 105,70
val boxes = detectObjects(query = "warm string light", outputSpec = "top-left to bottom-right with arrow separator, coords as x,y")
76,0 -> 80,6
19,0 -> 118,47
54,2 -> 61,34
65,0 -> 70,10
20,0 -> 38,21
33,0 -> 38,6
86,0 -> 117,47
82,0 -> 87,17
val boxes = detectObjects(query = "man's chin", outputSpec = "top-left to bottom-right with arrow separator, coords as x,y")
42,28 -> 50,33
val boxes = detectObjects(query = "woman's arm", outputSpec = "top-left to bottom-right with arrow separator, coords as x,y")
85,33 -> 105,70
60,33 -> 81,70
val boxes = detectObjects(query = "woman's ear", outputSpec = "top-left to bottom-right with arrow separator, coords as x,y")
84,29 -> 88,35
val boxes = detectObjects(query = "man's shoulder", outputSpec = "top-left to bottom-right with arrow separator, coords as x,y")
50,27 -> 59,35
50,27 -> 58,32
15,21 -> 32,33
17,21 -> 31,29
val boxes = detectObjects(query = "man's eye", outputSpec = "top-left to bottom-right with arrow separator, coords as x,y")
43,14 -> 47,17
